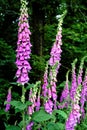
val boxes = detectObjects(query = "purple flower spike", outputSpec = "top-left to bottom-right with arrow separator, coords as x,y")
5,88 -> 11,112
15,0 -> 32,85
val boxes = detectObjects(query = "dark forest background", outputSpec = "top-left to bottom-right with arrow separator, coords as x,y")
0,0 -> 87,128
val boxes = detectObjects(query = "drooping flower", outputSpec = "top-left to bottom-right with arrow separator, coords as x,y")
26,122 -> 34,130
77,57 -> 85,86
66,85 -> 81,130
80,69 -> 87,118
44,99 -> 53,114
15,0 -> 32,85
5,88 -> 11,112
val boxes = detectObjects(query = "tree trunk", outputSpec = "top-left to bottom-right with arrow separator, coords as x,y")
31,2 -> 44,56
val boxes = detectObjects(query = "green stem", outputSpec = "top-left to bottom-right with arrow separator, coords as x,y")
21,85 -> 26,130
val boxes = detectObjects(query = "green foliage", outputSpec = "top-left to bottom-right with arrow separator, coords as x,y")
32,108 -> 55,122
5,100 -> 32,111
47,122 -> 64,130
53,109 -> 67,119
30,55 -> 46,81
5,125 -> 21,130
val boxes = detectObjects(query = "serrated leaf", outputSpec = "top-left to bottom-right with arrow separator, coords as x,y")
32,109 -> 54,122
53,110 -> 67,119
10,101 -> 26,110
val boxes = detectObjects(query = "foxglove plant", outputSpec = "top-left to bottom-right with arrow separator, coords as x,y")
59,71 -> 70,109
5,88 -> 11,112
60,70 -> 70,102
15,0 -> 32,85
66,86 -> 81,130
26,122 -> 34,130
42,10 -> 67,113
70,59 -> 77,100
15,0 -> 32,129
80,69 -> 87,118
42,63 -> 48,97
77,57 -> 85,87
48,10 -> 67,109
28,81 -> 41,115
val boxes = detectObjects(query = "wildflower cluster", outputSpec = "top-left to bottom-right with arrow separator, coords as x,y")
4,0 -> 87,130
42,10 -> 67,113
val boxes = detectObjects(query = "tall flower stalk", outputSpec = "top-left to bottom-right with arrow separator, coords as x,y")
15,0 -> 32,129
43,10 -> 67,113
15,0 -> 32,85
49,10 -> 67,109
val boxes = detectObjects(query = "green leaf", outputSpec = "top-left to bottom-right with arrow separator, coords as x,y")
56,123 -> 65,130
32,108 -> 54,122
47,122 -> 65,130
53,110 -> 67,119
10,101 -> 26,110
26,101 -> 32,106
6,125 -> 21,130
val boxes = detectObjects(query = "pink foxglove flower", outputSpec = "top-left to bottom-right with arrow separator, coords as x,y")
26,122 -> 34,130
80,69 -> 87,118
44,99 -> 53,114
66,85 -> 81,130
5,88 -> 11,112
66,104 -> 81,130
15,0 -> 32,85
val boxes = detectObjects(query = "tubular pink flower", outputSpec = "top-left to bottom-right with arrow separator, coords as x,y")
66,104 -> 81,130
49,29 -> 62,70
26,122 -> 34,130
66,84 -> 81,130
15,0 -> 32,85
80,69 -> 87,118
44,99 -> 53,114
5,88 -> 11,112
